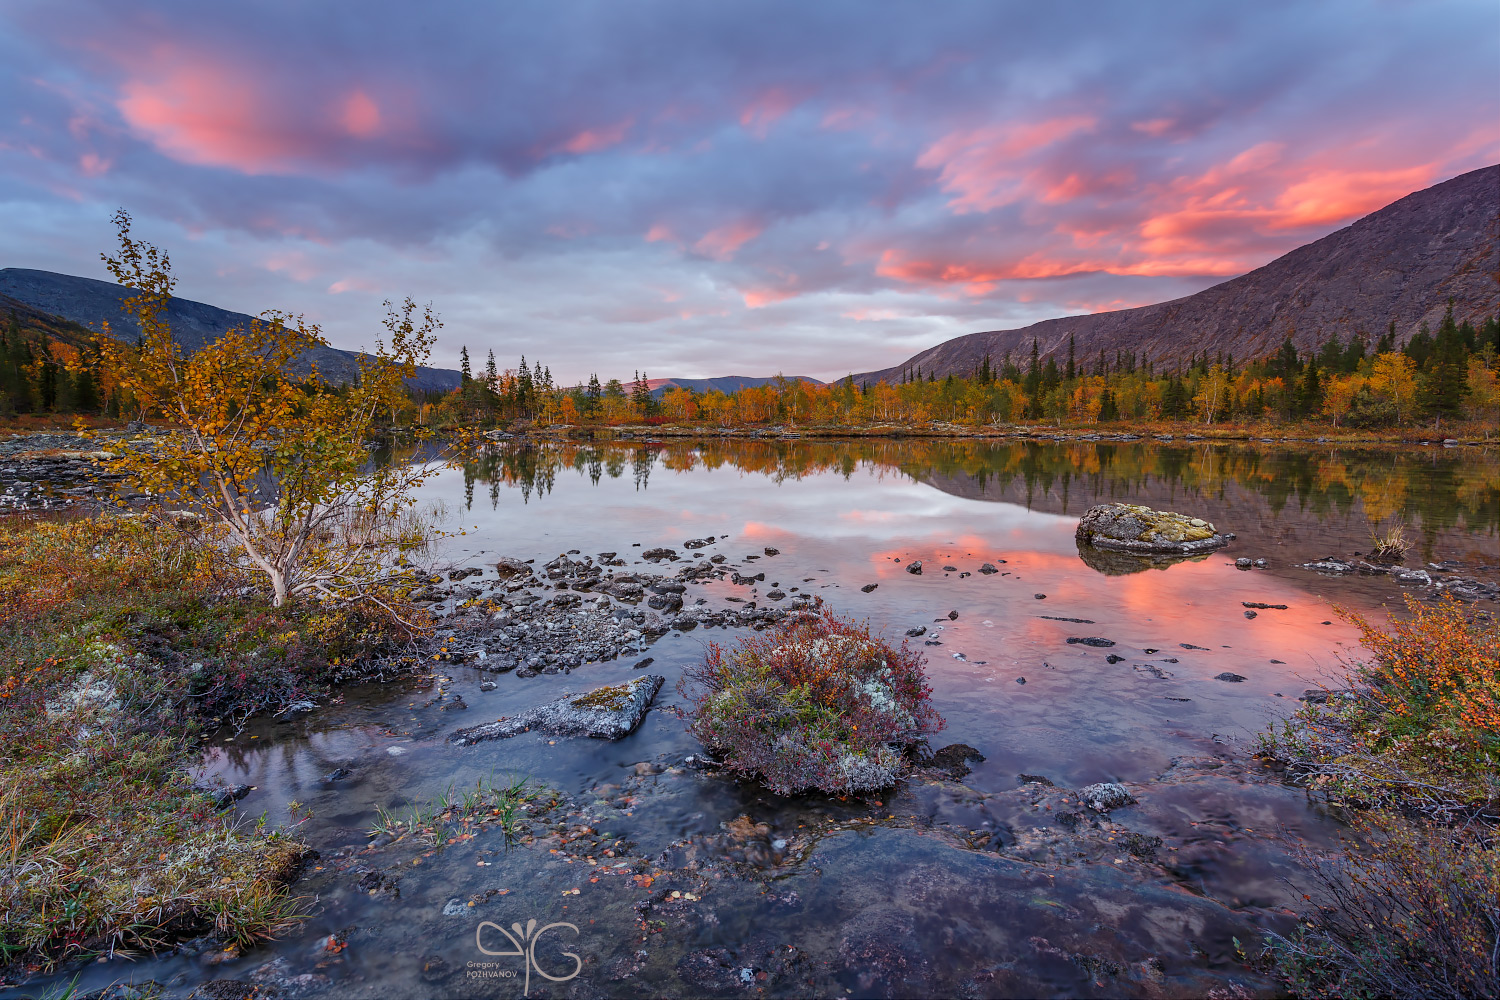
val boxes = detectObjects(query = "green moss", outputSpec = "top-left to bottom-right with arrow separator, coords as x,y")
569,681 -> 634,711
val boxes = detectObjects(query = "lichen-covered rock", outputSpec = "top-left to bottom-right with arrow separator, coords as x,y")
448,674 -> 663,744
1078,781 -> 1135,812
1075,503 -> 1228,555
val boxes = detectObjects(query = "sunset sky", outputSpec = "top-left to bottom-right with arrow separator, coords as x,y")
1,1 -> 1495,381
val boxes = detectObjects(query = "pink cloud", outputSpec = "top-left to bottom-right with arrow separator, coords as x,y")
644,222 -> 678,243
916,115 -> 1097,213
117,59 -> 295,173
695,218 -> 764,261
741,286 -> 797,308
340,90 -> 382,137
739,88 -> 799,139
558,117 -> 633,154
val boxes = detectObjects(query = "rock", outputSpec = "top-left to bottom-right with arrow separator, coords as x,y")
905,626 -> 926,637
926,743 -> 986,780
942,565 -> 957,572
906,560 -> 923,575
1243,602 -> 1288,610
1215,672 -> 1247,682
192,780 -> 252,810
763,547 -> 779,556
1017,773 -> 1054,786
1105,654 -> 1124,663
448,674 -> 664,744
188,981 -> 262,1000
1243,610 -> 1257,619
946,610 -> 958,620
978,563 -> 999,574
442,897 -> 467,916
766,590 -> 786,601
324,767 -> 352,782
1254,558 -> 1269,568
478,680 -> 496,691
1034,593 -> 1046,600
861,583 -> 878,592
1299,688 -> 1354,704
1075,503 -> 1229,556
494,556 -> 530,578
642,547 -> 677,561
1015,676 -> 1026,684
683,537 -> 714,549
1066,637 -> 1115,647
1078,782 -> 1135,812
1235,557 -> 1253,569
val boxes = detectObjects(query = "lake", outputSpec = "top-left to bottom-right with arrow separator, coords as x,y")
31,437 -> 1498,999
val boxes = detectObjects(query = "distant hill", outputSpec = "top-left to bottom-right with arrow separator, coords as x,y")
642,374 -> 824,397
0,268 -> 463,392
854,164 -> 1500,384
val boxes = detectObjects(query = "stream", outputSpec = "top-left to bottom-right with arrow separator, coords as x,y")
19,438 -> 1498,999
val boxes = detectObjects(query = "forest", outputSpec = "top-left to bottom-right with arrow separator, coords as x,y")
4,303 -> 1497,433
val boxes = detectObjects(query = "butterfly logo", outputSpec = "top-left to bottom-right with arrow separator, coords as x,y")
476,918 -> 582,996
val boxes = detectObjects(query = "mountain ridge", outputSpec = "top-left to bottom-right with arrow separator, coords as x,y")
853,164 -> 1500,384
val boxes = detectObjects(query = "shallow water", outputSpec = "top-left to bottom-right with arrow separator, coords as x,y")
21,439 -> 1497,999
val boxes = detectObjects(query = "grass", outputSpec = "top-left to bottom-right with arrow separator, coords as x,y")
1370,520 -> 1413,561
0,514 -> 418,976
1257,594 -> 1500,996
368,773 -> 539,847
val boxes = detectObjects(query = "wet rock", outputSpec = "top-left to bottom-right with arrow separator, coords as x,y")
1243,610 -> 1257,619
478,680 -> 496,691
1034,593 -> 1046,600
1039,616 -> 1095,624
766,590 -> 786,601
1180,643 -> 1210,650
1077,782 -> 1134,812
187,981 -> 262,1000
417,955 -> 455,984
642,547 -> 678,561
323,767 -> 352,782
1075,503 -> 1229,556
905,625 -> 926,637
494,556 -> 530,577
191,780 -> 252,810
442,897 -> 467,916
633,657 -> 655,670
676,948 -> 742,994
942,565 -> 957,572
1133,664 -> 1174,679
683,537 -> 715,549
1214,672 -> 1247,682
1015,676 -> 1026,684
946,610 -> 958,620
1105,654 -> 1124,664
1235,557 -> 1253,569
926,743 -> 985,779
1017,773 -> 1054,786
1302,558 -> 1354,574
1243,602 -> 1288,610
861,583 -> 878,593
978,563 -> 999,574
905,560 -> 923,575
1066,636 -> 1115,647
763,547 -> 779,556
448,674 -> 664,744
1299,688 -> 1354,704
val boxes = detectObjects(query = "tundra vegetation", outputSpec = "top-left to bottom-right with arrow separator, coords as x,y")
1,218 -> 444,974
1258,595 -> 1499,998
681,606 -> 943,795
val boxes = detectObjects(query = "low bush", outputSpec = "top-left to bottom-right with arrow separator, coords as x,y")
1267,812 -> 1498,999
0,514 -> 418,974
1258,595 -> 1500,997
1258,594 -> 1499,819
680,606 -> 942,795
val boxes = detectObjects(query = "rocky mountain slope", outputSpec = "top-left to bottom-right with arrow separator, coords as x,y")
0,268 -> 463,392
855,164 -> 1499,383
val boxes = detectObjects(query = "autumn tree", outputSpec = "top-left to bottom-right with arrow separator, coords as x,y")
96,210 -> 445,608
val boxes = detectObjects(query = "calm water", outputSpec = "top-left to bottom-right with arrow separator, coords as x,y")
23,439 -> 1498,999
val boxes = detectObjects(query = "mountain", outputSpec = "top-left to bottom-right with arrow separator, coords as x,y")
643,374 -> 824,397
0,268 -> 463,392
853,164 -> 1500,383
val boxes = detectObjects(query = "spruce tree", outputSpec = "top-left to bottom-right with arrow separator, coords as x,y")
460,346 -> 472,384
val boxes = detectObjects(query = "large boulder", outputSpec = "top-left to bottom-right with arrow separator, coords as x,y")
1075,503 -> 1228,555
448,674 -> 663,744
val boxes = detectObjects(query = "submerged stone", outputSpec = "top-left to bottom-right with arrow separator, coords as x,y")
1077,781 -> 1135,812
448,674 -> 664,744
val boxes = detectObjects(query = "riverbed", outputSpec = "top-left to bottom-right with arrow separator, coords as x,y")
22,438 -> 1498,999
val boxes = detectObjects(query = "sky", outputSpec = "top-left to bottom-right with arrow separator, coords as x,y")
1,1 -> 1496,383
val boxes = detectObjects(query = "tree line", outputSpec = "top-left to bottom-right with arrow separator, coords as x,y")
429,305 -> 1497,430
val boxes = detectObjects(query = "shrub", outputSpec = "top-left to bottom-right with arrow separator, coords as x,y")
1267,811 -> 1499,999
680,606 -> 942,795
1258,594 -> 1499,819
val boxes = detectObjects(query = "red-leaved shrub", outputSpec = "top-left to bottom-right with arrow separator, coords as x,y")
679,606 -> 942,795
